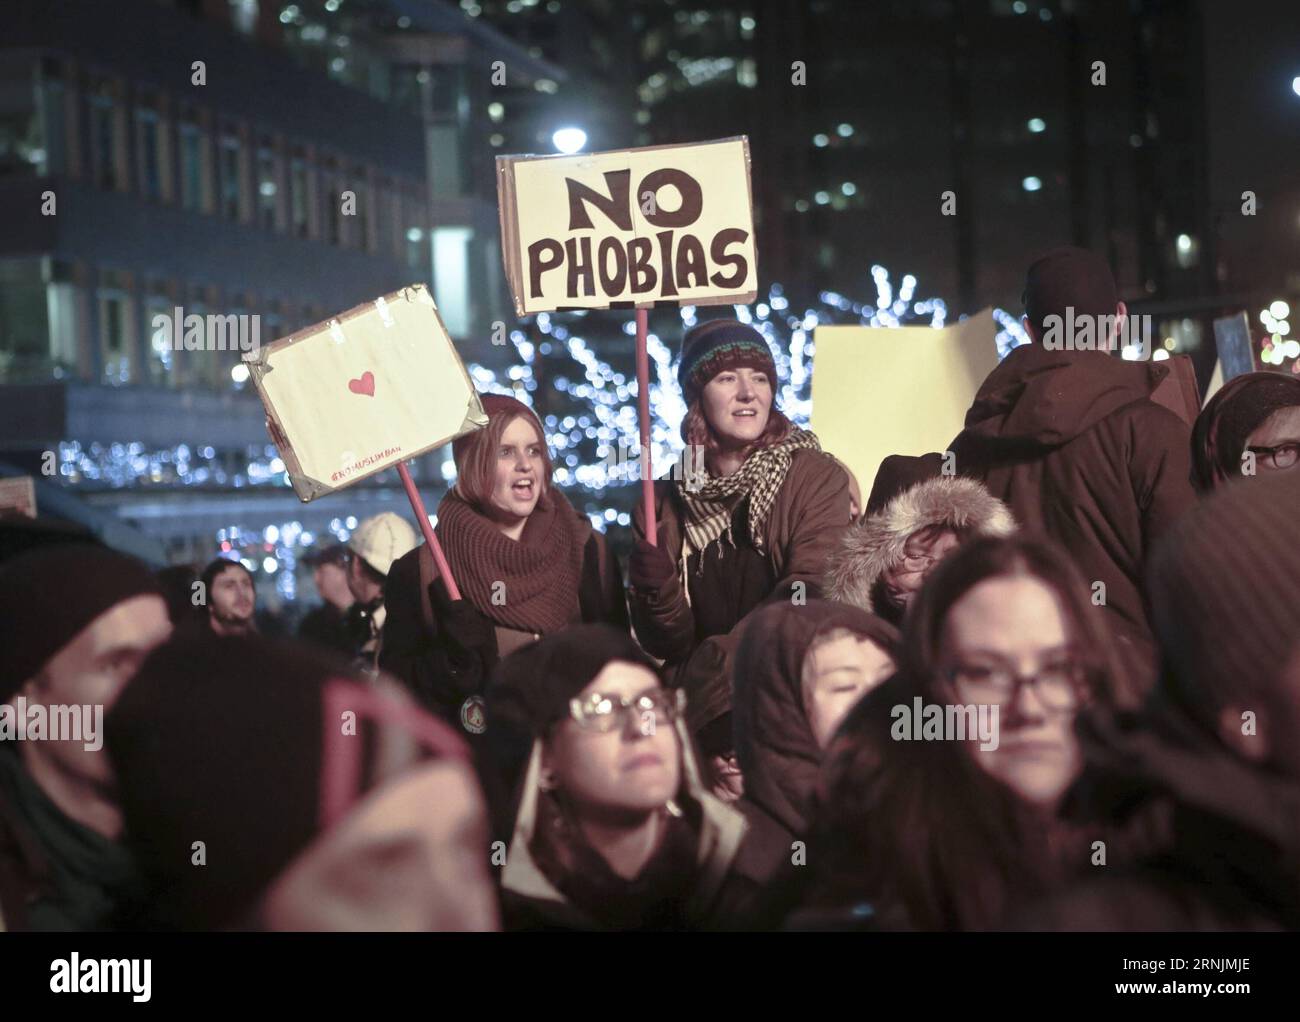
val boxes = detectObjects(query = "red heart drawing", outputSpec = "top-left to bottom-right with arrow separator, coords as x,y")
348,371 -> 375,397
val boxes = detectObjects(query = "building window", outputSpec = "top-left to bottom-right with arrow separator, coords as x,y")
36,65 -> 67,176
179,119 -> 205,211
0,258 -> 53,383
256,143 -> 279,230
290,155 -> 310,237
136,107 -> 163,200
98,291 -> 131,384
352,169 -> 370,252
218,132 -> 243,220
0,59 -> 45,177
321,159 -> 341,246
89,92 -> 119,189
145,295 -> 177,387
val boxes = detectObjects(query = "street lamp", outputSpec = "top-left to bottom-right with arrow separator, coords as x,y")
552,127 -> 587,154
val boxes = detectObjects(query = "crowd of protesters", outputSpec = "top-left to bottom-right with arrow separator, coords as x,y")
1,246 -> 1298,932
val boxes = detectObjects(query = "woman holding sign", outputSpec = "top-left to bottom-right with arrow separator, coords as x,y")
381,394 -> 629,730
628,320 -> 852,677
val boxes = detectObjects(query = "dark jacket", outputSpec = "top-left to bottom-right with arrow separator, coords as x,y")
730,600 -> 900,889
380,529 -> 627,726
1017,703 -> 1300,931
630,448 -> 851,668
824,474 -> 1016,622
949,344 -> 1196,705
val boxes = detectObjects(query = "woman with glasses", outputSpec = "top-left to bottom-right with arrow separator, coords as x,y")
1190,371 -> 1300,492
782,535 -> 1123,931
485,625 -> 752,931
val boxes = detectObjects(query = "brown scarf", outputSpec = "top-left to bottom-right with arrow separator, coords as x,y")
435,486 -> 589,635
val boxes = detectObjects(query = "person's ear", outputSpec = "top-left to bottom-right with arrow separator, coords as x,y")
1021,314 -> 1039,345
1216,704 -> 1268,764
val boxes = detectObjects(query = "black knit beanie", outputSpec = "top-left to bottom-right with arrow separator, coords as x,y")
106,632 -> 467,930
1023,246 -> 1119,344
0,544 -> 162,701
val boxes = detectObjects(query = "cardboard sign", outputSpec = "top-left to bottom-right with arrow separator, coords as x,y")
247,285 -> 487,502
497,137 -> 758,315
811,311 -> 1000,498
1213,312 -> 1258,382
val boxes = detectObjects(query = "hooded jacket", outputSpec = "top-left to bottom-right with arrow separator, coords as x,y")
949,343 -> 1196,705
481,623 -> 752,930
498,719 -> 750,931
730,600 -> 900,886
824,475 -> 1016,616
1018,703 -> 1300,931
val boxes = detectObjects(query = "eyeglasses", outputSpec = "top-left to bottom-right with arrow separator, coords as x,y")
1245,441 -> 1300,471
568,688 -> 685,734
947,658 -> 1084,713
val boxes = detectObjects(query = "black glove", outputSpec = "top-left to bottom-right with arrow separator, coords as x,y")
427,578 -> 496,663
629,538 -> 676,592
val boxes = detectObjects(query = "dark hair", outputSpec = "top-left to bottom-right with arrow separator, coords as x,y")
351,553 -> 388,594
901,533 -> 1122,708
801,535 -> 1121,930
200,557 -> 253,598
453,406 -> 554,513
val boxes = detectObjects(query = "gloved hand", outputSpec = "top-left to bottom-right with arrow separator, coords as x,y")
629,538 -> 676,592
427,578 -> 496,663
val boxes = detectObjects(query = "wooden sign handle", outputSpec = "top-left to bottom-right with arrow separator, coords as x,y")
396,461 -> 461,601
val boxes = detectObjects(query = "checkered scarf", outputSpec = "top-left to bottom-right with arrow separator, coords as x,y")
678,427 -> 822,570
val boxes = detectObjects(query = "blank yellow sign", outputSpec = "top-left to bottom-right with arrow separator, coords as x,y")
810,309 -> 999,499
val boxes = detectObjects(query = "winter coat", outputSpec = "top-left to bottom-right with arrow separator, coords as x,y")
1016,702 -> 1300,931
380,529 -> 627,727
730,599 -> 900,888
824,474 -> 1016,618
630,449 -> 851,669
498,716 -> 754,931
949,344 -> 1196,705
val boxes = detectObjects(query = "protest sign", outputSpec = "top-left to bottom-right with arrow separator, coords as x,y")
247,284 -> 485,502
248,284 -> 488,599
811,310 -> 999,498
497,137 -> 757,315
1213,311 -> 1258,383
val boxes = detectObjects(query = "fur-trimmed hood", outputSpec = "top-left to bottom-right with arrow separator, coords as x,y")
824,475 -> 1016,612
